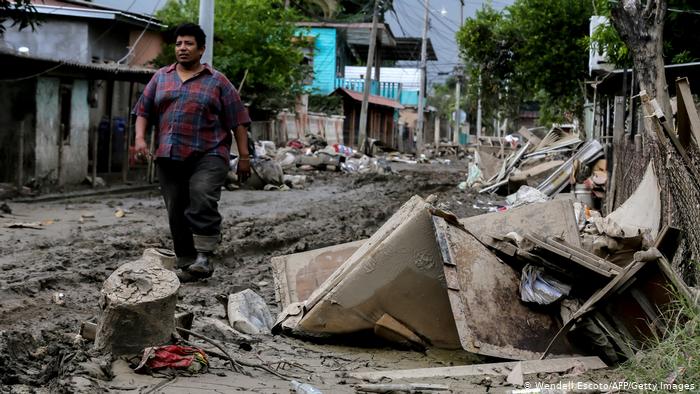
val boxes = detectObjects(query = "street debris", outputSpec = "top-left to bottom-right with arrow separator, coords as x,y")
134,344 -> 209,374
94,258 -> 180,355
227,289 -> 275,335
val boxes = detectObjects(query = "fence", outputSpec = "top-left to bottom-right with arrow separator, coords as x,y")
250,111 -> 345,146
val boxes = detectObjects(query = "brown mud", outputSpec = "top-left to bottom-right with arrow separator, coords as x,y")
0,162 -> 612,393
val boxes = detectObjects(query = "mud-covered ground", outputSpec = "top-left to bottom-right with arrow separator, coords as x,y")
0,162 -> 619,393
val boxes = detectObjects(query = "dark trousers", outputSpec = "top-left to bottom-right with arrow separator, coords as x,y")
157,155 -> 229,257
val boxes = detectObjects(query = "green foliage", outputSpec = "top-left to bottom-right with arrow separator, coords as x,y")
618,287 -> 699,387
0,0 -> 39,36
456,0 -> 593,126
308,94 -> 342,115
156,0 -> 310,112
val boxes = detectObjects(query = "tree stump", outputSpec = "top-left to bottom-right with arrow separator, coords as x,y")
94,259 -> 180,355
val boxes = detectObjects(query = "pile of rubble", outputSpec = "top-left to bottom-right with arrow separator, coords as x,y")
461,125 -> 608,212
270,161 -> 695,381
227,134 -> 396,191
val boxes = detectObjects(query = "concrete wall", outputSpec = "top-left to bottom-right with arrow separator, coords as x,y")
60,80 -> 89,184
35,78 -> 60,181
3,18 -> 89,63
128,30 -> 164,67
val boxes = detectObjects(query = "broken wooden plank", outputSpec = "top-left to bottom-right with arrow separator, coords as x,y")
524,233 -> 622,278
517,126 -> 542,147
675,77 -> 700,148
433,217 -> 575,360
356,383 -> 449,393
348,356 -> 606,381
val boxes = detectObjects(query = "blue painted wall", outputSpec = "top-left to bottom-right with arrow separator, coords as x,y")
298,27 -> 337,95
400,90 -> 419,106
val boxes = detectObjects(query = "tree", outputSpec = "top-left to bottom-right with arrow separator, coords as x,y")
0,0 -> 39,36
456,5 -> 518,134
156,0 -> 310,113
457,1 -> 594,127
610,0 -> 670,116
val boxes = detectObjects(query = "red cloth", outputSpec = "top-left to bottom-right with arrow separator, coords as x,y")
135,345 -> 208,372
132,63 -> 251,162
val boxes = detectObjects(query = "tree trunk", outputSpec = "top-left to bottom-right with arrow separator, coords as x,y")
611,0 -> 670,127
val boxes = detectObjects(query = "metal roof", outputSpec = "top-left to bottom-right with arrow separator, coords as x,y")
0,48 -> 156,83
31,0 -> 165,29
332,87 -> 404,109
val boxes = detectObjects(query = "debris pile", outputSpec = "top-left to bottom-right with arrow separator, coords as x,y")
461,125 -> 609,213
271,161 -> 694,372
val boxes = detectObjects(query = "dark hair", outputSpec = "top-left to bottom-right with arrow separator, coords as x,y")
173,23 -> 206,48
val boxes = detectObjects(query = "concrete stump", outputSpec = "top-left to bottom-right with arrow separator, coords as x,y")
94,259 -> 180,355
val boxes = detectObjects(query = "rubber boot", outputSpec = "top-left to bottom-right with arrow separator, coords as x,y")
187,252 -> 214,278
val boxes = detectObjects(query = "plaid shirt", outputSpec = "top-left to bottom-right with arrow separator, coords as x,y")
133,63 -> 251,161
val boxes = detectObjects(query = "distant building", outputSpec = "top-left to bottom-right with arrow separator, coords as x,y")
0,0 -> 163,186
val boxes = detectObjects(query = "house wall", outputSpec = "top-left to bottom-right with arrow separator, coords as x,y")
89,24 -> 130,63
308,27 -> 337,95
128,30 -> 164,67
60,80 -> 89,184
0,80 -> 36,184
35,78 -> 61,181
3,18 -> 90,63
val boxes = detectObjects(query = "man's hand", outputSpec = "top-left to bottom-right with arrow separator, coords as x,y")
237,157 -> 251,183
135,136 -> 149,156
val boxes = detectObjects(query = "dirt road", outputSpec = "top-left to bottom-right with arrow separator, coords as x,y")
2,162 -> 537,392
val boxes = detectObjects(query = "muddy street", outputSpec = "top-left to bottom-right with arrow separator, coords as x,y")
1,162 -> 515,393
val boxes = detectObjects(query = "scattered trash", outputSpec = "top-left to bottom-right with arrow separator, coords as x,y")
520,264 -> 571,305
355,383 -> 450,393
114,209 -> 126,218
227,289 -> 275,335
290,380 -> 323,394
52,292 -> 65,305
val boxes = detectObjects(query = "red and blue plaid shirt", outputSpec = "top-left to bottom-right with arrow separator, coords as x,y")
133,63 -> 251,162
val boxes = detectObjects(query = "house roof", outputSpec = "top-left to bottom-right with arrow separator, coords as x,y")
297,22 -> 436,61
0,48 -> 156,83
332,87 -> 404,109
30,0 -> 165,29
297,22 -> 396,46
354,37 -> 438,62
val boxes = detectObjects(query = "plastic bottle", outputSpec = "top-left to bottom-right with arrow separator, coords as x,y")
289,380 -> 323,394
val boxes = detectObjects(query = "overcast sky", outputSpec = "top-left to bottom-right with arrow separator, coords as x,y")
385,0 -> 513,84
94,0 -> 514,83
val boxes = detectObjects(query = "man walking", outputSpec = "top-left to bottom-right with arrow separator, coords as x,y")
133,23 -> 251,281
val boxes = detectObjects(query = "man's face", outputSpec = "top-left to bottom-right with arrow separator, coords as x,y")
175,35 -> 204,64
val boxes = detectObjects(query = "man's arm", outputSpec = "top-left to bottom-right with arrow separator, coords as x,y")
134,116 -> 149,154
234,124 -> 251,182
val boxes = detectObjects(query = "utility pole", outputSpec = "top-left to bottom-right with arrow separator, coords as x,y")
199,0 -> 214,65
284,0 -> 290,8
358,0 -> 380,150
476,73 -> 482,141
453,0 -> 464,146
416,0 -> 429,154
